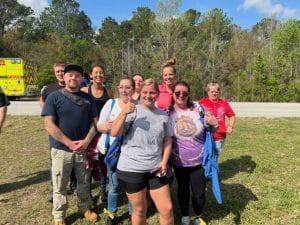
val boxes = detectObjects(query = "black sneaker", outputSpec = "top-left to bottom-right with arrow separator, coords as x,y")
106,217 -> 117,225
67,188 -> 77,195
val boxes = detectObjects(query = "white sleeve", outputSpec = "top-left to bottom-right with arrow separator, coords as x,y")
98,99 -> 113,125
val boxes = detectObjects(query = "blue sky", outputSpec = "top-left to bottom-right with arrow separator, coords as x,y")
18,0 -> 300,30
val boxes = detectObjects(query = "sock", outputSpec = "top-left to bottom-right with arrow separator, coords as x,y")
181,216 -> 190,224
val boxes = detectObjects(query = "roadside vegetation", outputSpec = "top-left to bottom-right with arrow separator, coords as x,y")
0,116 -> 299,225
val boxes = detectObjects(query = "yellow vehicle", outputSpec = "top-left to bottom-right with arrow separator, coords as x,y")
0,58 -> 39,98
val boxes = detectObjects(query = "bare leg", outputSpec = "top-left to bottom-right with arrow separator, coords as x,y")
150,184 -> 174,225
126,188 -> 148,225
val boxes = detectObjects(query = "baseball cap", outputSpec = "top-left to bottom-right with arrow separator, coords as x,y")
64,64 -> 84,74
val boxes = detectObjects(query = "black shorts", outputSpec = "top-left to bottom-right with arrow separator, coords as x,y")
116,169 -> 170,194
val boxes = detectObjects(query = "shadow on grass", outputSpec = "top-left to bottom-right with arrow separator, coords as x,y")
62,156 -> 257,224
204,155 -> 258,225
0,170 -> 49,194
219,155 -> 256,180
65,213 -> 82,225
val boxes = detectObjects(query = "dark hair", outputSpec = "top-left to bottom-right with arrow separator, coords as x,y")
83,72 -> 90,79
119,76 -> 135,90
64,64 -> 84,75
162,58 -> 176,75
169,81 -> 194,111
90,64 -> 105,74
132,73 -> 144,81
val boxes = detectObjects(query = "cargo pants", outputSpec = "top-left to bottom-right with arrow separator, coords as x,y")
51,148 -> 90,221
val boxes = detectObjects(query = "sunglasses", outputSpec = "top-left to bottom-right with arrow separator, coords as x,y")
174,91 -> 189,97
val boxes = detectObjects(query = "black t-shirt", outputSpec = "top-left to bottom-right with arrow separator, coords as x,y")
41,90 -> 98,151
41,83 -> 64,102
87,85 -> 110,116
0,88 -> 10,107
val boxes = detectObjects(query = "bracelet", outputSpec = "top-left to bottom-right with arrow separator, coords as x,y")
213,124 -> 219,129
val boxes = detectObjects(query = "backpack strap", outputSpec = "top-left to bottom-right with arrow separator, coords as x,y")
104,99 -> 116,149
58,89 -> 89,108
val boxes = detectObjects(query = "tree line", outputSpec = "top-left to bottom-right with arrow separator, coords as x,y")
1,0 -> 299,102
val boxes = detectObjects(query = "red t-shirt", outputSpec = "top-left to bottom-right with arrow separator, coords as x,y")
157,84 -> 173,110
199,98 -> 235,140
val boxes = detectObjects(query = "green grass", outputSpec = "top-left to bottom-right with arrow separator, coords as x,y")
0,116 -> 299,225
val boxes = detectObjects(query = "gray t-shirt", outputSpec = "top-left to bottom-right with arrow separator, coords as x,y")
117,105 -> 173,173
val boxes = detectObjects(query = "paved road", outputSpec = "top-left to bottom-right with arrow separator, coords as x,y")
7,100 -> 300,117
230,102 -> 300,117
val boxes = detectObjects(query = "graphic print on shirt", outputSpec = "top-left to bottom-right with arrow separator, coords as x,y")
217,106 -> 225,121
175,113 -> 202,140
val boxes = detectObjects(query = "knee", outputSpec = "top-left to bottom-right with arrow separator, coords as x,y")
193,190 -> 206,201
159,202 -> 173,218
132,206 -> 147,218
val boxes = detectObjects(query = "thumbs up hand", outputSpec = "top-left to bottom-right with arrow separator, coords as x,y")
123,94 -> 135,115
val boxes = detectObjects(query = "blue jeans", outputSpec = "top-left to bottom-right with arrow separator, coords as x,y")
107,169 -> 121,213
214,139 -> 225,157
107,169 -> 132,215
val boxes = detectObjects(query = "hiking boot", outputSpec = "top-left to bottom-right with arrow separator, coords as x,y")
53,220 -> 65,225
83,210 -> 98,222
192,217 -> 207,225
106,217 -> 117,225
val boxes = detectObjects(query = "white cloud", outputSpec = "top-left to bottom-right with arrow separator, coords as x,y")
238,0 -> 299,19
17,0 -> 49,16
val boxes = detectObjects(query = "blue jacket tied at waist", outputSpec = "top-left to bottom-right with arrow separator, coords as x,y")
202,126 -> 222,204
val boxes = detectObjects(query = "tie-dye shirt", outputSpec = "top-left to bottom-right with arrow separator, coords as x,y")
169,105 -> 205,167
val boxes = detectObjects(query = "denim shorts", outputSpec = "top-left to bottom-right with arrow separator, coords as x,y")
116,169 -> 170,194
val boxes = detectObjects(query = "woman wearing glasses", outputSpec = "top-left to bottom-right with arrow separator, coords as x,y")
168,81 -> 218,225
97,77 -> 135,224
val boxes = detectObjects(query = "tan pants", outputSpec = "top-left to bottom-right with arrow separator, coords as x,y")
51,148 -> 90,221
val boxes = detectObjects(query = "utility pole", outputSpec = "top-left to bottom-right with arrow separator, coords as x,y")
127,39 -> 131,76
121,42 -> 125,75
132,36 -> 135,71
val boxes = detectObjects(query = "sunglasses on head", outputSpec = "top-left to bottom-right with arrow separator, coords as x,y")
174,91 -> 189,97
